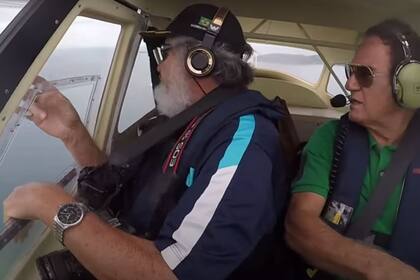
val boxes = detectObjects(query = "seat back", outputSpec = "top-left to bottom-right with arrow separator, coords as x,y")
228,96 -> 301,280
274,96 -> 301,180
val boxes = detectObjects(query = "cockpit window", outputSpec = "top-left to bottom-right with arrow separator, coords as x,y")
118,39 -> 155,133
249,41 -> 324,84
0,16 -> 120,279
327,64 -> 350,97
0,0 -> 28,35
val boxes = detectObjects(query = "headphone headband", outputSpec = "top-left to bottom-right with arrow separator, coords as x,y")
201,7 -> 229,49
397,33 -> 412,61
208,7 -> 229,35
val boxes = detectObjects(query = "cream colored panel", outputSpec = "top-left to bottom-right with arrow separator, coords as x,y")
318,47 -> 355,65
238,16 -> 265,33
250,78 -> 328,109
301,24 -> 359,45
249,38 -> 316,51
255,20 -> 305,38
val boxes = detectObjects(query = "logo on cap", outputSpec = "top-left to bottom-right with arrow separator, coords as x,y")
209,24 -> 221,32
198,17 -> 211,28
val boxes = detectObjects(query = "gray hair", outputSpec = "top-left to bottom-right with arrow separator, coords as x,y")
168,36 -> 254,87
212,41 -> 254,86
364,19 -> 420,82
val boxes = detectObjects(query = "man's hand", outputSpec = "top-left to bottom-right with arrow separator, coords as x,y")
4,182 -> 74,224
286,193 -> 420,280
28,77 -> 84,143
26,77 -> 107,167
3,183 -> 177,280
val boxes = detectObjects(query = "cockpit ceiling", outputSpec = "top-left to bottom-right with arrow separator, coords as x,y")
239,19 -> 359,49
123,0 -> 420,33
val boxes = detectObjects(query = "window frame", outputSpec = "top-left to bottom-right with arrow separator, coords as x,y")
0,0 -> 79,112
327,63 -> 350,97
0,0 -> 145,271
114,36 -> 157,135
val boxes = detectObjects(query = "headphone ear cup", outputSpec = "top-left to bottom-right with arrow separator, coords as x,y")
186,47 -> 215,77
395,62 -> 420,108
394,77 -> 403,104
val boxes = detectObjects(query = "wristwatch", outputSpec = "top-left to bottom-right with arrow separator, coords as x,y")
52,202 -> 89,245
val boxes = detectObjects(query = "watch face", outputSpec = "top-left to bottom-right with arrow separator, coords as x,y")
57,204 -> 83,225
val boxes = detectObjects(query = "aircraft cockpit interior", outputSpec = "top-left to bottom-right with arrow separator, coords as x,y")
0,0 -> 419,279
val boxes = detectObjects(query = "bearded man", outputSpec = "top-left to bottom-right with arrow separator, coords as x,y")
4,4 -> 290,280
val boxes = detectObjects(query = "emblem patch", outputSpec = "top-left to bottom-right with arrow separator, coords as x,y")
198,16 -> 211,28
209,23 -> 220,32
323,200 -> 353,227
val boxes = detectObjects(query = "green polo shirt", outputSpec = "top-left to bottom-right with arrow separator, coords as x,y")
292,120 -> 403,235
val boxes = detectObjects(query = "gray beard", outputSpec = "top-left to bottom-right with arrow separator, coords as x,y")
153,68 -> 194,117
153,83 -> 193,117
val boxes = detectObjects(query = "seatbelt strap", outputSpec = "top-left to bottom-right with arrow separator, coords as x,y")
109,87 -> 242,165
346,109 -> 420,240
162,109 -> 212,174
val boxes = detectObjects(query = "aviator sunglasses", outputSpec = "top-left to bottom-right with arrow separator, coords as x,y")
152,44 -> 172,65
344,63 -> 378,88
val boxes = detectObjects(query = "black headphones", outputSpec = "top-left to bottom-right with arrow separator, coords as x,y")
392,33 -> 420,108
185,7 -> 229,77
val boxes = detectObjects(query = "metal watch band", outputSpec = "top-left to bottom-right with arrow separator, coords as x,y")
52,219 -> 65,245
52,202 -> 89,246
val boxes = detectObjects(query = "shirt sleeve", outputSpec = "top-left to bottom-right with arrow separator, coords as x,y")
292,120 -> 339,198
154,114 -> 281,280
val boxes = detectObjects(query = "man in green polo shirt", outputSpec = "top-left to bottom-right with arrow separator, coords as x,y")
294,121 -> 402,237
285,19 -> 420,280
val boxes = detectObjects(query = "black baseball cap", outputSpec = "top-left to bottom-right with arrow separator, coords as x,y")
142,4 -> 247,55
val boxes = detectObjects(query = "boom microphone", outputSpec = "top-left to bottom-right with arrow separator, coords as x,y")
330,94 -> 348,108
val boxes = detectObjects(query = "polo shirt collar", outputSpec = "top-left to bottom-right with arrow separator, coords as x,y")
368,132 -> 397,152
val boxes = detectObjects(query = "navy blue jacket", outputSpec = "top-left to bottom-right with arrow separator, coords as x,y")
148,88 -> 288,280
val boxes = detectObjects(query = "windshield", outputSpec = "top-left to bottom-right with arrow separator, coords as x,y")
249,41 -> 324,84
